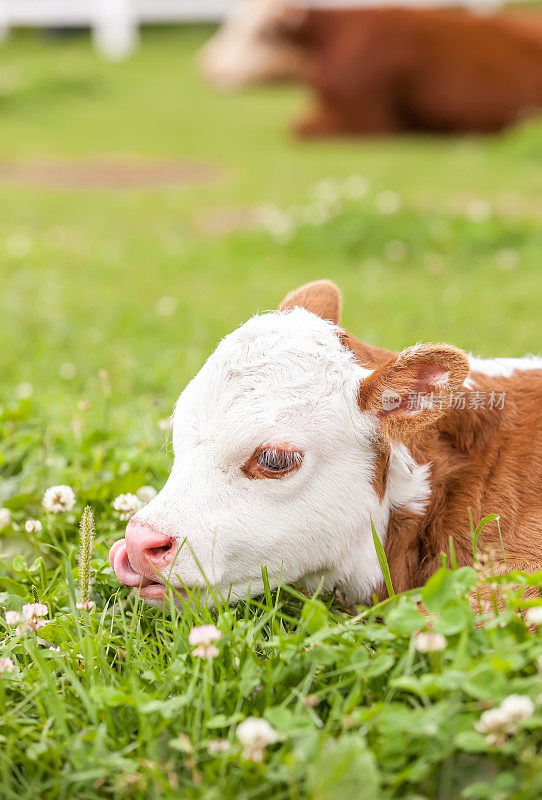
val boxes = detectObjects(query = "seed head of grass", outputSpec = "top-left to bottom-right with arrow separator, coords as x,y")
78,505 -> 95,605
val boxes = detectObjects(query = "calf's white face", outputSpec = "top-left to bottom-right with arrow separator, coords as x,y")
110,281 -> 467,607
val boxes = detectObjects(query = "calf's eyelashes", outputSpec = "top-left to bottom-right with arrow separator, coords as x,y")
242,444 -> 304,479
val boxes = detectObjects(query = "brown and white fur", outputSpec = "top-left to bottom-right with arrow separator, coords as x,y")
199,1 -> 542,136
109,281 -> 542,606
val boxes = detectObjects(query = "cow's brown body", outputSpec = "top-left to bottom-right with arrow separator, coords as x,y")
288,8 -> 542,136
390,370 -> 542,591
341,330 -> 542,595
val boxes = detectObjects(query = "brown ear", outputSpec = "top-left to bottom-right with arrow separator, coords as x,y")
357,343 -> 470,439
279,280 -> 342,324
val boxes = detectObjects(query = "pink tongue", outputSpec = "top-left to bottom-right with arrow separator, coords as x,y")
109,539 -> 124,569
109,539 -> 150,587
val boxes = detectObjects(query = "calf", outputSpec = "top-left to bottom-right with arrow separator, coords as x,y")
109,281 -> 542,606
200,3 -> 542,135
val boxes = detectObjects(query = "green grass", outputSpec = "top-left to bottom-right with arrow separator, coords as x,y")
0,26 -> 541,799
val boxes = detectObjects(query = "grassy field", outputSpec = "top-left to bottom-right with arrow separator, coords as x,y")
1,26 -> 542,800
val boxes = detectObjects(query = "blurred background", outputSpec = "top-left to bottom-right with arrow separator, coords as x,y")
0,0 -> 540,455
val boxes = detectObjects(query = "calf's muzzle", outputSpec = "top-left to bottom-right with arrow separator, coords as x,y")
109,521 -> 178,588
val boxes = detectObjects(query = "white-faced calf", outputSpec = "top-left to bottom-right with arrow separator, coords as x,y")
110,281 -> 542,606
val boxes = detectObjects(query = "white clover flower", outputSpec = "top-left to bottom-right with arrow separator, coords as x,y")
236,717 -> 277,762
22,603 -> 48,630
475,707 -> 510,735
5,604 -> 48,633
0,657 -> 15,674
415,631 -> 447,653
268,215 -> 294,244
342,174 -> 369,199
424,253 -> 445,275
112,493 -> 143,521
475,694 -> 535,746
303,203 -> 331,227
465,198 -> 492,223
76,600 -> 95,611
313,178 -> 341,204
525,607 -> 542,627
16,382 -> 33,399
256,203 -> 295,244
188,624 -> 221,658
500,694 -> 535,722
136,485 -> 158,504
254,203 -> 280,226
375,190 -> 401,215
0,508 -> 11,530
25,519 -> 42,534
5,610 -> 21,626
59,362 -> 77,380
156,296 -> 178,317
5,232 -> 32,258
384,240 -> 407,262
42,485 -> 76,513
23,603 -> 48,620
208,738 -> 230,754
26,618 -> 47,632
496,248 -> 519,272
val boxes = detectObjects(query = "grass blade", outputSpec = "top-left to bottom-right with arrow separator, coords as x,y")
472,513 -> 500,562
371,518 -> 395,598
448,535 -> 458,570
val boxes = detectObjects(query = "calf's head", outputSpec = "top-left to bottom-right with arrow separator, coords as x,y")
198,0 -> 308,90
110,280 -> 469,606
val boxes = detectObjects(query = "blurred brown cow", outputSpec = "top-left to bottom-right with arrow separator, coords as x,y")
199,1 -> 542,136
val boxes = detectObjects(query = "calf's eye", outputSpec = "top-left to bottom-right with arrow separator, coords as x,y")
242,444 -> 303,479
258,448 -> 297,472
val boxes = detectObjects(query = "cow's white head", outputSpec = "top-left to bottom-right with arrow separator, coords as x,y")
109,281 -> 469,607
198,0 -> 308,90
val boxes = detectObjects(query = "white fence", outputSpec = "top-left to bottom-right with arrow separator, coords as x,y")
0,1 -> 230,26
0,1 -> 231,58
0,0 -> 511,59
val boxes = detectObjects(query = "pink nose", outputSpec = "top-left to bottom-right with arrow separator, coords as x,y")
109,521 -> 177,587
125,520 -> 177,580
